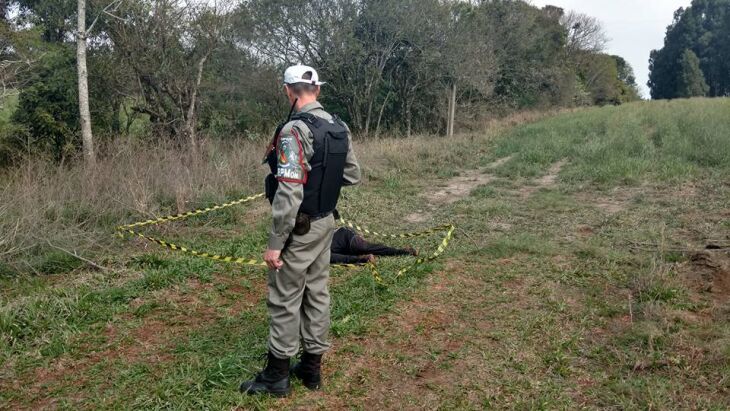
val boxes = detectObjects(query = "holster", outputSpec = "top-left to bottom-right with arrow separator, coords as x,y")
265,174 -> 278,205
293,212 -> 311,236
266,175 -> 311,236
283,213 -> 311,252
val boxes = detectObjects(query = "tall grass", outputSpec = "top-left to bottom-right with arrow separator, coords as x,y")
0,139 -> 264,275
492,98 -> 730,185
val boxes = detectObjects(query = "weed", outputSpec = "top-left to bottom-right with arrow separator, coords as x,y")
470,185 -> 496,198
33,250 -> 85,275
128,254 -> 170,269
630,260 -> 686,305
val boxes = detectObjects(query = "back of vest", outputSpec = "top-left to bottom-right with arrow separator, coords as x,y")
299,113 -> 349,216
265,112 -> 349,216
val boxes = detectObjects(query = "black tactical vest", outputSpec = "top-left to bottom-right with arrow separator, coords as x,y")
265,112 -> 349,216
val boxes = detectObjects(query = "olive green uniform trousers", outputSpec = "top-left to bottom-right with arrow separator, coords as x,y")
267,215 -> 335,359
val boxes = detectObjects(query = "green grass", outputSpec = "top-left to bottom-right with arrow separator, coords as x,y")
1,98 -> 729,409
492,98 -> 730,185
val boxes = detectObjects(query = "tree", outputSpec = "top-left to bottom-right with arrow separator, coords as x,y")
107,0 -> 232,149
76,0 -> 94,165
677,49 -> 709,97
576,54 -> 640,105
561,10 -> 608,56
706,3 -> 730,96
2,0 -> 642,159
649,0 -> 730,99
75,0 -> 126,166
488,3 -> 568,108
14,0 -> 77,43
198,43 -> 285,138
578,54 -> 620,105
243,0 -> 602,135
613,55 -> 641,102
1,8 -> 42,102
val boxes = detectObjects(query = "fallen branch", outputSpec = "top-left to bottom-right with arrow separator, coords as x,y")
44,240 -> 112,272
23,260 -> 41,276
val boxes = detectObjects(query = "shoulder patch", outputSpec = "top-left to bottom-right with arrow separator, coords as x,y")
276,127 -> 307,183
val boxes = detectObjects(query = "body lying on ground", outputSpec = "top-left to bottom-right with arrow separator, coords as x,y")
330,227 -> 417,264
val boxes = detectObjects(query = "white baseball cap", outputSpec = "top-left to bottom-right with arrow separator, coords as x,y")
283,65 -> 326,86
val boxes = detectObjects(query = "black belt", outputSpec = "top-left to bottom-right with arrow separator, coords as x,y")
309,211 -> 332,221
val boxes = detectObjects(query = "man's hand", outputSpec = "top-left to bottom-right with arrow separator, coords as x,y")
264,249 -> 283,270
365,254 -> 376,263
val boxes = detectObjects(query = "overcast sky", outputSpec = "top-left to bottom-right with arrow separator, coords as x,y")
530,0 -> 692,98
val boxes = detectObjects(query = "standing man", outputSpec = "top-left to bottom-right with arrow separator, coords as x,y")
240,65 -> 361,397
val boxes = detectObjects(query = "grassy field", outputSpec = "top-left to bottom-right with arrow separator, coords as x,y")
1,98 -> 729,409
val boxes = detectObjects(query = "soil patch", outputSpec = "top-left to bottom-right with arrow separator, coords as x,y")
404,210 -> 433,224
684,250 -> 730,301
425,169 -> 496,206
518,160 -> 565,198
424,156 -> 512,206
574,186 -> 643,215
405,157 -> 512,223
240,201 -> 270,227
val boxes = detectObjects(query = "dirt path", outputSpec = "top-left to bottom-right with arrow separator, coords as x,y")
425,156 -> 512,206
517,160 -> 565,198
406,157 -> 569,224
405,157 -> 512,223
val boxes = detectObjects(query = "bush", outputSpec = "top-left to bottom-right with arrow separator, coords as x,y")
0,122 -> 31,168
12,48 -> 80,162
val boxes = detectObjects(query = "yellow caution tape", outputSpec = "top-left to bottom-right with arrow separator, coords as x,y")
119,193 -> 266,229
338,217 -> 453,239
118,226 -> 268,267
397,224 -> 455,277
116,192 -> 453,284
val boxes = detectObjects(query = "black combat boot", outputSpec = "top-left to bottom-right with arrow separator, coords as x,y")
290,352 -> 322,390
239,352 -> 291,397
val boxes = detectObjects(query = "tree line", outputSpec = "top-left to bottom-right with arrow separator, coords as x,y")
0,0 -> 640,166
649,0 -> 730,99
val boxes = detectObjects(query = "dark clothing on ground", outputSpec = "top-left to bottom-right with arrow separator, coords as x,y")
330,227 -> 413,264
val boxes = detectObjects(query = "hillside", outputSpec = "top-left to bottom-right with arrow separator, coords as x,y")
1,98 -> 729,409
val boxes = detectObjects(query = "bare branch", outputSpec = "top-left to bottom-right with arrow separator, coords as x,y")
103,9 -> 128,23
561,10 -> 608,55
44,239 -> 113,272
88,0 -> 125,34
